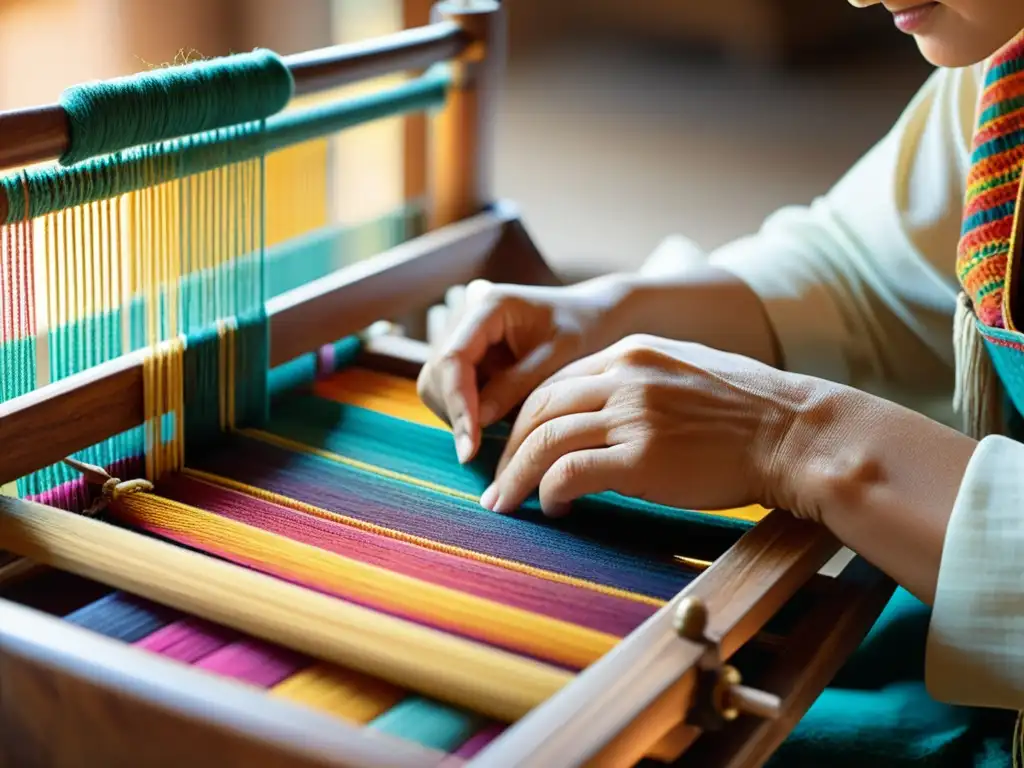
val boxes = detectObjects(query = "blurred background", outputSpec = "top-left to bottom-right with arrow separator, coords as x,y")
0,0 -> 933,280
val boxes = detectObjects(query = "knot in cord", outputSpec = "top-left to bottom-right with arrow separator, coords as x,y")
62,457 -> 153,517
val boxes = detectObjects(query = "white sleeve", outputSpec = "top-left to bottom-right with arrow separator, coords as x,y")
647,65 -> 984,417
926,435 -> 1024,710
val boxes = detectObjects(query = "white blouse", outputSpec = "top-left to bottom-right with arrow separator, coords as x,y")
646,62 -> 1024,711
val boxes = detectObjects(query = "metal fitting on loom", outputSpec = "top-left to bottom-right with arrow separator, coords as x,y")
673,596 -> 783,730
62,457 -> 154,517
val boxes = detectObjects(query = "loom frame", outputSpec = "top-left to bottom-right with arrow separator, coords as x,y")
0,206 -> 895,767
0,2 -> 896,765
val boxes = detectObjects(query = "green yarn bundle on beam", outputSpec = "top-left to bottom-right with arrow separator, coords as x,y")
59,48 -> 295,166
3,66 -> 450,224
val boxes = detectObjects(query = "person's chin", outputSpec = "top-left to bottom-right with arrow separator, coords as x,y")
913,35 -> 995,68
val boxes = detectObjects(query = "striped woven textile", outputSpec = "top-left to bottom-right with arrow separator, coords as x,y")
957,31 -> 1024,329
18,363 -> 767,756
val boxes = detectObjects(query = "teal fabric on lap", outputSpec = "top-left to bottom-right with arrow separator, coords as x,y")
766,589 -> 1013,767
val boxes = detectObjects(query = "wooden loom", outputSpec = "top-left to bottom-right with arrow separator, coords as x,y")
0,2 -> 895,766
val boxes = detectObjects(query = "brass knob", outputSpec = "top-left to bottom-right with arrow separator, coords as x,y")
673,596 -> 708,642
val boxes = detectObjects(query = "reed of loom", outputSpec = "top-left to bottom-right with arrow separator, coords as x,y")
0,2 -> 896,766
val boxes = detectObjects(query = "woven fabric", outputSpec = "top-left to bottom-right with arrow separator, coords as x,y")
54,363 -> 766,756
957,31 -> 1024,328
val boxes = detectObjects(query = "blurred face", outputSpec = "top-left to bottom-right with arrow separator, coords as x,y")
848,1 -> 1024,67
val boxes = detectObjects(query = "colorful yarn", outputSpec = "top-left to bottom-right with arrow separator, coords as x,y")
64,591 -> 178,642
453,722 -> 506,758
59,49 -> 294,166
53,584 -> 499,753
271,663 -> 405,723
369,697 -> 484,752
110,488 -> 621,671
195,639 -> 308,688
135,617 -> 240,663
957,32 -> 1024,329
156,472 -> 659,636
189,431 -> 702,600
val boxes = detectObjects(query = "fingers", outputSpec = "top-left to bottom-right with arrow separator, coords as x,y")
477,335 -> 577,428
427,286 -> 467,349
480,412 -> 610,515
494,372 -> 613,478
538,444 -> 639,515
417,286 -> 506,464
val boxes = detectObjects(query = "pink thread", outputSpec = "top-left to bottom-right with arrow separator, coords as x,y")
134,617 -> 239,663
454,723 -> 505,758
194,639 -> 309,688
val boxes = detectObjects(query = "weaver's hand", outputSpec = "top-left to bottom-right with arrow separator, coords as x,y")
479,334 -> 826,517
418,276 -> 632,464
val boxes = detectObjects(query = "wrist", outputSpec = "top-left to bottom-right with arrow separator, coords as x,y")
589,266 -> 782,367
767,379 -> 976,528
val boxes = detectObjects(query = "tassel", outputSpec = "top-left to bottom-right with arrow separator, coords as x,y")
953,292 -> 1004,439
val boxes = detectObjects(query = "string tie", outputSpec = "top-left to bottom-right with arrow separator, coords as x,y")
58,48 -> 294,166
62,457 -> 154,517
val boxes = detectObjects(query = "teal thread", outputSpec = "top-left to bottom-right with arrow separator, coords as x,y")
59,49 -> 294,166
4,67 -> 450,224
369,696 -> 483,752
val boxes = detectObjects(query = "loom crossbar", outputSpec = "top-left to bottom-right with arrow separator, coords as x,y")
0,21 -> 469,173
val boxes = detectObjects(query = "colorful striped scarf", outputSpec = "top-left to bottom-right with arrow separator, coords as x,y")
957,31 -> 1024,328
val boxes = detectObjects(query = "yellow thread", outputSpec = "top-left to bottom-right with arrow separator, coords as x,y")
114,492 -> 618,670
227,318 -> 236,430
73,202 -> 83,329
45,213 -> 57,346
270,663 -> 404,723
674,555 -> 714,570
217,319 -> 228,432
181,467 -> 665,608
83,203 -> 93,340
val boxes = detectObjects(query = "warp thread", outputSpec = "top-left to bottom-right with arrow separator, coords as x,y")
59,49 -> 294,166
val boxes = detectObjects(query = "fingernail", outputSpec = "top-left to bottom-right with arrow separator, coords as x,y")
456,433 -> 473,464
479,401 -> 497,425
480,483 -> 499,511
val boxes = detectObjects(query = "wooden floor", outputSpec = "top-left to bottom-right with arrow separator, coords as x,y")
494,37 -> 934,279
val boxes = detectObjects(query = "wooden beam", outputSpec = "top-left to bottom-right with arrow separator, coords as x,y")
0,599 -> 446,767
679,560 -> 895,767
468,512 -> 840,767
0,495 -> 572,723
267,204 -> 507,366
0,22 -> 468,172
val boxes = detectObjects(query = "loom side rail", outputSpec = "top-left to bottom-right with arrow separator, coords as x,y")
0,599 -> 448,768
0,21 -> 469,173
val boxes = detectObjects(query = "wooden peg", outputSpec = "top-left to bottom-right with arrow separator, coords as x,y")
714,665 -> 782,722
727,683 -> 783,721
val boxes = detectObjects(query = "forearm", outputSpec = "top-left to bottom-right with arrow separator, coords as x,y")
776,384 -> 976,605
599,265 -> 782,368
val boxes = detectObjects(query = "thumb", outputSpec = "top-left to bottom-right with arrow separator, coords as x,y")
477,336 -> 574,427
419,296 -> 513,462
